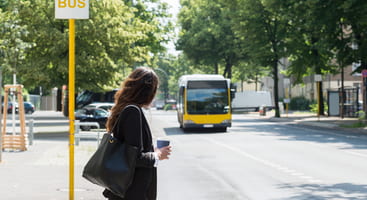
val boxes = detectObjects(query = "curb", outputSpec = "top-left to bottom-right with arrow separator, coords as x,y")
264,115 -> 367,135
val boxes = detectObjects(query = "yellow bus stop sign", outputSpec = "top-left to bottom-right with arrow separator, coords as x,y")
55,1 -> 89,200
55,0 -> 89,19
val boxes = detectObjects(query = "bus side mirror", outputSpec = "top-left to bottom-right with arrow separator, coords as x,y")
230,84 -> 236,100
230,89 -> 236,100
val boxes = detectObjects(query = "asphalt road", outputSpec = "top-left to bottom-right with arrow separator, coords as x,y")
151,110 -> 367,200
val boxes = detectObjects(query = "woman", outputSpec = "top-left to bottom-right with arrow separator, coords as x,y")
103,67 -> 172,200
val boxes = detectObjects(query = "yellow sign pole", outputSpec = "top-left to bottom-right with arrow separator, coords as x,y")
68,18 -> 75,200
55,2 -> 88,199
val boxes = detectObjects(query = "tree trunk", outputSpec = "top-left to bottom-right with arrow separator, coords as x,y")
312,42 -> 325,116
223,60 -> 232,79
319,82 -> 324,115
227,62 -> 232,79
223,67 -> 227,78
273,60 -> 280,117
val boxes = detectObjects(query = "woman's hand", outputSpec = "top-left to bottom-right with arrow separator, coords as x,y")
155,146 -> 172,160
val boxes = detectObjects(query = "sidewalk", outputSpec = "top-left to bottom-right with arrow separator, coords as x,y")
256,110 -> 367,134
0,111 -> 104,200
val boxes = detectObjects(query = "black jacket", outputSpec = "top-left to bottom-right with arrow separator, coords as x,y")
103,105 -> 157,200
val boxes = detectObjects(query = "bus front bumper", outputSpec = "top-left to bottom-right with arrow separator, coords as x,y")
183,121 -> 231,129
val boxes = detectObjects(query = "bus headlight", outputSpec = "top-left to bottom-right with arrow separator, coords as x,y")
221,119 -> 231,123
183,120 -> 195,124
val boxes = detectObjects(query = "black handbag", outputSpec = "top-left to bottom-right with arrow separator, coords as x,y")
82,105 -> 142,198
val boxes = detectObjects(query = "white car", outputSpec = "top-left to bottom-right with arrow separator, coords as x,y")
83,102 -> 114,112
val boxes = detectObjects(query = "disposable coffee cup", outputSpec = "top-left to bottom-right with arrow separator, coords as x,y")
157,139 -> 170,148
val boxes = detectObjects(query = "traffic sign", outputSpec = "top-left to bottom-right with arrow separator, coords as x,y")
314,74 -> 322,82
55,0 -> 89,19
55,1 -> 89,199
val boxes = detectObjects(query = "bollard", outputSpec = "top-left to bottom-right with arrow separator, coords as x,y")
97,130 -> 101,145
74,120 -> 80,146
259,106 -> 266,116
28,119 -> 34,146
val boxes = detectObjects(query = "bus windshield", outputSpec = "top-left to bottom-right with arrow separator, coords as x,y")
186,81 -> 229,114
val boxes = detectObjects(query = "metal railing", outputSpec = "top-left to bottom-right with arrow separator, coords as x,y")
26,120 -> 102,146
74,120 -> 102,145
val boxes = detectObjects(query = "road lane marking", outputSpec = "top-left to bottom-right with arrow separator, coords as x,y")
344,150 -> 367,158
199,136 -> 324,184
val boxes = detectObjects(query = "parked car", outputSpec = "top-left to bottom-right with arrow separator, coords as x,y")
2,102 -> 35,114
2,102 -> 18,113
83,102 -> 114,112
154,99 -> 165,110
23,102 -> 35,114
75,107 -> 109,131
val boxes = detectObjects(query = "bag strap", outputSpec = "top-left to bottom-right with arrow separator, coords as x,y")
111,105 -> 143,151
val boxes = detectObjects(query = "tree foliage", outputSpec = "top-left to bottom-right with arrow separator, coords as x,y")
177,0 -> 242,78
152,53 -> 206,100
229,0 -> 289,117
0,0 -> 172,93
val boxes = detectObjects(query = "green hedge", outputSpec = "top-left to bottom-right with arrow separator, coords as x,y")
289,96 -> 312,111
164,104 -> 173,111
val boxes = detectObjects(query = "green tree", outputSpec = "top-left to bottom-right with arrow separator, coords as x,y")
129,0 -> 172,56
343,0 -> 367,72
152,53 -> 206,100
280,1 -> 362,115
0,0 -> 7,10
280,1 -> 338,115
177,0 -> 242,78
232,62 -> 270,92
1,0 -> 172,93
0,5 -> 34,85
231,0 -> 289,117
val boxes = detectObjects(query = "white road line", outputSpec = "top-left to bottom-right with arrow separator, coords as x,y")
199,135 -> 324,184
344,150 -> 367,158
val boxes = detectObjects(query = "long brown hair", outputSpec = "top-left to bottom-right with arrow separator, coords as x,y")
106,67 -> 159,132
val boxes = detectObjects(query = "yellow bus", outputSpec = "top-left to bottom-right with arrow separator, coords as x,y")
177,74 -> 232,131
